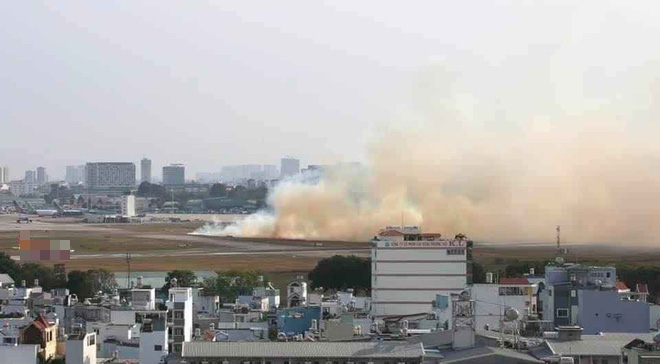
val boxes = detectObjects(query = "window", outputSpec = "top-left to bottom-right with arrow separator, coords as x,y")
174,311 -> 184,319
447,249 -> 465,255
548,289 -> 552,296
606,272 -> 611,278
87,335 -> 95,346
499,287 -> 524,296
173,343 -> 182,353
174,328 -> 184,336
556,308 -> 569,318
571,290 -> 576,298
154,345 -> 163,351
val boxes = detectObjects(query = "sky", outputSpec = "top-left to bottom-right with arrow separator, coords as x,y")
2,1 -> 660,180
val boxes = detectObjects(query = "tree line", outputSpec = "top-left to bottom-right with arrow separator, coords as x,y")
0,253 -> 118,301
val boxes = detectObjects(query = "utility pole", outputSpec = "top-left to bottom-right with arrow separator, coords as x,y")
126,252 -> 132,289
556,225 -> 561,256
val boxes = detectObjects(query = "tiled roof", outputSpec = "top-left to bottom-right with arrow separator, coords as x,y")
616,281 -> 629,291
499,277 -> 530,285
32,315 -> 52,331
439,346 -> 543,364
379,230 -> 404,236
182,341 -> 424,358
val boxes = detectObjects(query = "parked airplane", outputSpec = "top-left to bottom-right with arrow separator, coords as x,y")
53,201 -> 83,216
17,200 -> 59,217
12,201 -> 33,223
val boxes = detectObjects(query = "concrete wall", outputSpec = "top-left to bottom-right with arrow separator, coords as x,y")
472,284 -> 535,331
650,304 -> 660,331
578,290 -> 649,334
0,344 -> 38,364
139,330 -> 168,364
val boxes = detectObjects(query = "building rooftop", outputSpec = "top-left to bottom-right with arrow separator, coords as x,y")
499,277 -> 530,285
435,346 -> 544,364
182,341 -> 424,359
0,274 -> 14,286
543,333 -> 656,357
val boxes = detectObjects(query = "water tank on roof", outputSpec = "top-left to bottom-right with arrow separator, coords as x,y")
504,307 -> 519,321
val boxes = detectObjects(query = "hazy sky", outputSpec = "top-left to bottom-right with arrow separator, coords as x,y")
2,1 -> 659,180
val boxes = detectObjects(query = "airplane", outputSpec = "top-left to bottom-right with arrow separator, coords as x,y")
18,200 -> 59,217
53,201 -> 83,216
26,201 -> 59,217
12,201 -> 33,223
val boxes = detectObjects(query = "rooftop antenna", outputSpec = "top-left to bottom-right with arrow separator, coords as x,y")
125,252 -> 132,289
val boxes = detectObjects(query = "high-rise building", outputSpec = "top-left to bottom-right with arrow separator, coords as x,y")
0,166 -> 9,184
163,164 -> 185,186
370,226 -> 471,318
25,170 -> 36,183
280,158 -> 300,178
263,165 -> 278,179
85,162 -> 136,192
166,287 -> 193,354
65,165 -> 86,185
36,166 -> 47,184
141,158 -> 152,184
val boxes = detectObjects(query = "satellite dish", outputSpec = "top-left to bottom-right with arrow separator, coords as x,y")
555,256 -> 565,265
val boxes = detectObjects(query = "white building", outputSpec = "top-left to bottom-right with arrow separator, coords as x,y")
287,279 -> 307,307
0,166 -> 9,184
192,288 -> 219,315
166,287 -> 193,353
121,195 -> 136,217
253,283 -> 280,310
131,286 -> 156,310
471,277 -> 537,332
371,226 -> 471,318
139,317 -> 168,364
65,332 -> 96,364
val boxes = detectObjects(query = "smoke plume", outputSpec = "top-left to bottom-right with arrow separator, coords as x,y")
195,60 -> 660,245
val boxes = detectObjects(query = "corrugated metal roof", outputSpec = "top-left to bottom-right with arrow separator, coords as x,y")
546,333 -> 656,357
439,346 -> 544,364
182,341 -> 424,358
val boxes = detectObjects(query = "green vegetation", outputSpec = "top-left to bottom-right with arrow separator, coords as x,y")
203,269 -> 265,302
0,253 -> 116,300
308,255 -> 371,291
616,264 -> 660,303
163,270 -> 198,291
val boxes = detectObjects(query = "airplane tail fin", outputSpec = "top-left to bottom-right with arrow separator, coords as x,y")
12,200 -> 24,214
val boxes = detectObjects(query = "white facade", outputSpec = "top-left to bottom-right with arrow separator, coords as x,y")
131,288 -> 156,310
139,319 -> 168,364
121,195 -> 136,217
65,332 -> 97,364
650,305 -> 660,331
371,227 -> 470,318
166,287 -> 193,353
471,282 -> 536,331
0,166 -> 9,184
253,285 -> 280,310
0,344 -> 38,364
287,281 -> 307,307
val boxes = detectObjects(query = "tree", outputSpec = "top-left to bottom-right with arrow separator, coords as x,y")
203,269 -> 264,302
88,269 -> 117,294
504,261 -> 547,278
66,270 -> 94,300
209,183 -> 228,197
308,255 -> 371,291
0,252 -> 21,281
162,270 -> 197,291
17,263 -> 62,290
471,261 -> 487,284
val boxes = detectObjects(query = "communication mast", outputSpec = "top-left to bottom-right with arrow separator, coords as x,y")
125,252 -> 132,289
